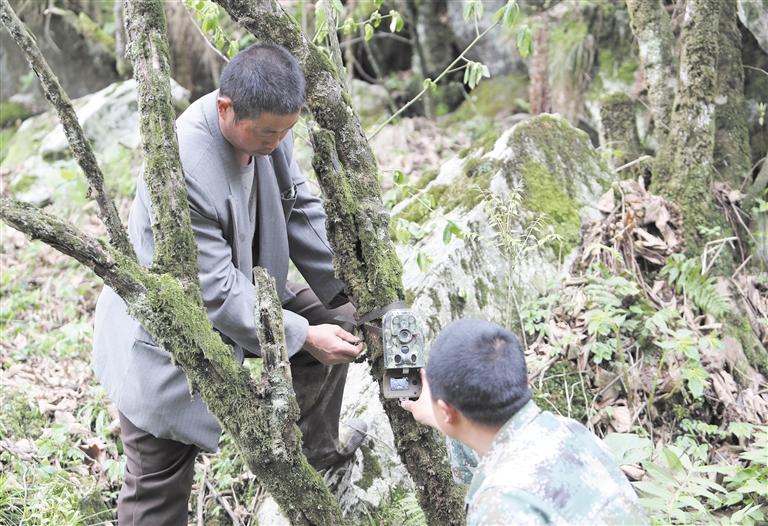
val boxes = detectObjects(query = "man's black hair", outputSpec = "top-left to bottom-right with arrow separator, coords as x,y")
426,319 -> 532,426
219,43 -> 305,120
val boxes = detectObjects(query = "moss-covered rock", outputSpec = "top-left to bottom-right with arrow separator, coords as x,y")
395,114 -> 613,338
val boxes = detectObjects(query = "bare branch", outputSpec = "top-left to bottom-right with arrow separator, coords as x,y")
123,0 -> 200,292
0,0 -> 135,260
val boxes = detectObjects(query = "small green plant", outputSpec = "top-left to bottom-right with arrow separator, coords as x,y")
659,254 -> 728,318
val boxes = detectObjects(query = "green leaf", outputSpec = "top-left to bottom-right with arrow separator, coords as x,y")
463,61 -> 491,89
373,0 -> 384,8
442,220 -> 463,244
370,10 -> 382,28
227,39 -> 240,59
662,447 -> 685,473
604,433 -> 653,465
393,170 -> 406,185
463,0 -> 484,21
422,78 -> 437,92
364,23 -> 375,41
331,0 -> 344,13
416,251 -> 430,272
389,10 -> 404,32
516,25 -> 533,57
493,0 -> 520,28
341,17 -> 357,35
682,365 -> 709,399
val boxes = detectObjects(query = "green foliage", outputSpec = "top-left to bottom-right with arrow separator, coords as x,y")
660,254 -> 728,319
185,0 -> 244,58
604,426 -> 767,525
0,101 -> 32,129
370,488 -> 427,526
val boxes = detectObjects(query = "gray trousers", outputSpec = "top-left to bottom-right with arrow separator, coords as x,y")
117,283 -> 355,526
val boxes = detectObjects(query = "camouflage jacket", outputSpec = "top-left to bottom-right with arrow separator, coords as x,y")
465,401 -> 647,526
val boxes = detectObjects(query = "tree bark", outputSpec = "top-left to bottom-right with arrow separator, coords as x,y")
0,0 -> 134,259
212,1 -> 465,523
123,0 -> 199,293
651,0 -> 731,258
599,92 -> 642,174
625,0 -> 677,146
713,0 -> 751,186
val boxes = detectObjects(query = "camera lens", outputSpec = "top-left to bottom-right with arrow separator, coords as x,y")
394,354 -> 401,363
401,345 -> 409,353
398,329 -> 412,342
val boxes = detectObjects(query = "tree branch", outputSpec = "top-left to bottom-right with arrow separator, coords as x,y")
0,0 -> 134,260
123,0 -> 200,292
0,196 -> 144,301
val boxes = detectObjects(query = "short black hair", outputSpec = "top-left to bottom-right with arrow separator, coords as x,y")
426,319 -> 531,426
219,43 -> 305,120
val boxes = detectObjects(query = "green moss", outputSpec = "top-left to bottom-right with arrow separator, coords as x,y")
448,291 -> 466,318
443,75 -> 528,125
0,121 -> 45,168
0,102 -> 31,129
413,169 -> 439,191
520,160 -> 581,252
474,278 -> 489,309
533,359 -> 588,422
77,12 -> 115,50
358,445 -> 382,490
0,127 -> 18,164
598,49 -> 638,86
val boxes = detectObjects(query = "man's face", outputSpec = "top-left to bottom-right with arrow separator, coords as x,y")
217,97 -> 300,157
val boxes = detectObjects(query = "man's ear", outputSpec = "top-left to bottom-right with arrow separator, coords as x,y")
436,399 -> 460,425
216,96 -> 232,116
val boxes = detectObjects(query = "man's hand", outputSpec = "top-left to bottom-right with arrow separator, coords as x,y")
304,324 -> 364,365
400,370 -> 439,429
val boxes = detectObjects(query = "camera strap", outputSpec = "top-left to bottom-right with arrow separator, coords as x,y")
334,300 -> 408,335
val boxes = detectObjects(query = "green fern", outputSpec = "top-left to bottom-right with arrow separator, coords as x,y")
659,255 -> 728,318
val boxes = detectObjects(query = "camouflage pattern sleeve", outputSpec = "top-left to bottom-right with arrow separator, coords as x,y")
446,436 -> 479,485
468,487 -> 551,526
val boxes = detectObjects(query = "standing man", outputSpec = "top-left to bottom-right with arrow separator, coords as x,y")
401,319 -> 647,525
93,44 -> 365,525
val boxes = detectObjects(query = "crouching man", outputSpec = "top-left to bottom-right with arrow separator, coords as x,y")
401,319 -> 647,525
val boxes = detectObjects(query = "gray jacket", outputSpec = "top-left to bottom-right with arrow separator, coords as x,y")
93,91 -> 346,451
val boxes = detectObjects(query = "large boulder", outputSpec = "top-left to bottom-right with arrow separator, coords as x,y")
1,79 -> 189,208
392,114 -> 613,337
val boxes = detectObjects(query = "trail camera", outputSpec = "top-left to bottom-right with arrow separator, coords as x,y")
382,309 -> 425,399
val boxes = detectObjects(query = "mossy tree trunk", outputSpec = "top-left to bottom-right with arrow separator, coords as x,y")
713,0 -> 751,187
625,0 -> 676,146
599,92 -> 642,174
212,1 -> 466,524
644,0 -> 732,257
1,0 -> 345,523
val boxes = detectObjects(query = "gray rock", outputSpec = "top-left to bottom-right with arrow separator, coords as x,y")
392,114 -> 612,340
445,0 -> 527,76
2,79 -> 190,206
739,0 -> 768,54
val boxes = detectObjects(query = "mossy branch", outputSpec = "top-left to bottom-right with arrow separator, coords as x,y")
0,0 -> 134,260
124,0 -> 200,293
249,267 -> 346,526
625,0 -> 676,145
0,196 -> 144,301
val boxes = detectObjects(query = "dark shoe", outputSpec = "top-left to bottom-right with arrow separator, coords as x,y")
308,419 -> 368,471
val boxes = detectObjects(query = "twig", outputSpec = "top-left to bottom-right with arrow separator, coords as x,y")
368,21 -> 499,139
183,3 -> 230,64
342,420 -> 396,454
730,255 -> 752,280
197,466 -> 207,526
615,155 -> 652,173
206,480 -> 243,526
